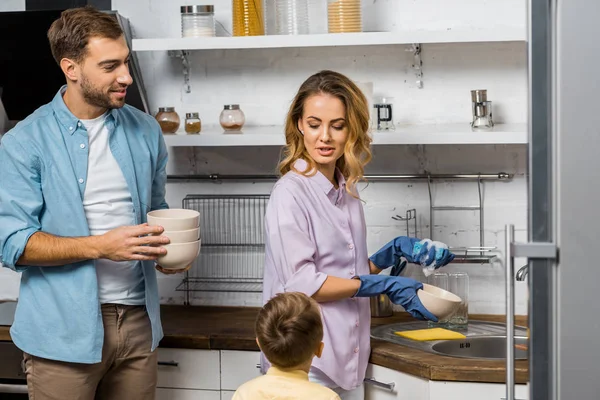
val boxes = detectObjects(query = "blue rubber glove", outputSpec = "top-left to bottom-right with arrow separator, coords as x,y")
369,236 -> 455,271
390,259 -> 407,277
354,275 -> 438,322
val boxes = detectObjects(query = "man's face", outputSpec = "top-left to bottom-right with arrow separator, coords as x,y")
78,35 -> 133,109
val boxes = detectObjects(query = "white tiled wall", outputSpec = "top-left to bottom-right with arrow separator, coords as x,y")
112,0 -> 530,314
160,146 -> 529,314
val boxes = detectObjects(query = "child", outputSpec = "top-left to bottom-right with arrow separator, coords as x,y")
233,292 -> 341,400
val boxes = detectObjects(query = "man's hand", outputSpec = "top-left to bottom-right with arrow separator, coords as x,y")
155,264 -> 192,275
97,223 -> 169,261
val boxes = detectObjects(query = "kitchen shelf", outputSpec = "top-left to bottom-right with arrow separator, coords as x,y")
132,28 -> 526,52
161,123 -> 527,147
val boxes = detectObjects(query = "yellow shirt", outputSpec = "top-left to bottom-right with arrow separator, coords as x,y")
232,367 -> 341,400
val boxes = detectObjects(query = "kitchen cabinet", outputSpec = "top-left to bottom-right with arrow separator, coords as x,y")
364,364 -> 429,400
221,391 -> 236,400
156,348 -> 220,390
365,364 -> 529,400
156,348 -> 260,398
429,381 -> 528,400
156,349 -> 529,400
220,350 -> 262,391
156,388 -> 221,400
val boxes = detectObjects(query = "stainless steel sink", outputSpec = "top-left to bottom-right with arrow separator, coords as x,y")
371,320 -> 529,360
431,335 -> 528,360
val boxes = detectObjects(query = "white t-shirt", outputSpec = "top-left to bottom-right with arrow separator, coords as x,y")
81,112 -> 145,305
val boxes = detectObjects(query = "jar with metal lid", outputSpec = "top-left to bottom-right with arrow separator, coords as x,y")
181,5 -> 216,37
155,107 -> 181,134
185,112 -> 202,134
219,104 -> 245,131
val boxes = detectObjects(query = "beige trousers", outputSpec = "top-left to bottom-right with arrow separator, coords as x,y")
23,304 -> 158,400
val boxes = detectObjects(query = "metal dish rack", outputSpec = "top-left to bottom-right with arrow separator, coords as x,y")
176,195 -> 269,302
427,175 -> 497,263
392,176 -> 500,264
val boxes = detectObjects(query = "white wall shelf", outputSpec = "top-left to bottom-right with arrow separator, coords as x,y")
161,123 -> 527,147
132,29 -> 526,52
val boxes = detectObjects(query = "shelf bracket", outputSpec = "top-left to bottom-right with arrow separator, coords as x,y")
168,50 -> 191,93
406,43 -> 423,89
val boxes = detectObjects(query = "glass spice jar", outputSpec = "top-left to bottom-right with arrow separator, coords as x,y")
155,107 -> 180,134
219,104 -> 245,131
185,112 -> 202,134
181,5 -> 216,38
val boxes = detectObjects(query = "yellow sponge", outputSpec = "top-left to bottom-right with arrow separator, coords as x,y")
394,328 -> 466,341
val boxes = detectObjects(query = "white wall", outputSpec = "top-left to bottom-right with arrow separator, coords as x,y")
0,0 -> 25,12
117,0 -> 530,315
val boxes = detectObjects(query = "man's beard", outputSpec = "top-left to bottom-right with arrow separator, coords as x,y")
80,74 -> 126,110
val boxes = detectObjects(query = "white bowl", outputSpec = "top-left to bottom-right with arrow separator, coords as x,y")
160,227 -> 200,244
417,283 -> 462,320
147,209 -> 200,231
157,239 -> 201,271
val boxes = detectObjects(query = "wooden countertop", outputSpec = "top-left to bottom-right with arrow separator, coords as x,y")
0,305 -> 528,384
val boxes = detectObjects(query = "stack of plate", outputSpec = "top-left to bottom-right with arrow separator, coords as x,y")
327,0 -> 361,33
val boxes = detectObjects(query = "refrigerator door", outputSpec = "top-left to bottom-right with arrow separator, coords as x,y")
525,0 -> 600,399
555,0 -> 600,398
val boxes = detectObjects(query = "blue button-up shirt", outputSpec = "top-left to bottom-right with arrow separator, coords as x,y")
0,87 -> 168,363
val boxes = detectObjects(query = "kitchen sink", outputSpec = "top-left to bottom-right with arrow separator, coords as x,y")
431,335 -> 528,360
371,320 -> 529,360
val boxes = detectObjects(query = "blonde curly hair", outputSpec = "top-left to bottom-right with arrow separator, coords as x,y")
278,70 -> 372,197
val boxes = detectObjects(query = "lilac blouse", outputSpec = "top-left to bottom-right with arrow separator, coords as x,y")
263,159 -> 371,390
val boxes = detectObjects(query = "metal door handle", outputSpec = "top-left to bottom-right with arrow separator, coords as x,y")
505,225 -> 557,400
0,383 -> 29,393
505,225 -> 515,400
158,360 -> 179,367
363,377 -> 395,391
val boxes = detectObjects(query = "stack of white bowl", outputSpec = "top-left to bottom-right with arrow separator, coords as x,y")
147,209 -> 201,271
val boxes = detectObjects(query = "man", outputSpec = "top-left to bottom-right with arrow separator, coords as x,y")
0,6 -> 182,399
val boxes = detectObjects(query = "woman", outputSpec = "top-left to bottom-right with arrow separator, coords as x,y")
263,70 -> 454,400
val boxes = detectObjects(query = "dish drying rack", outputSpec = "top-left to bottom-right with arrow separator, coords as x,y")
176,194 -> 269,301
393,176 -> 499,264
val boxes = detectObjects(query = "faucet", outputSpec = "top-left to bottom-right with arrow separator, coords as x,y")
516,264 -> 529,281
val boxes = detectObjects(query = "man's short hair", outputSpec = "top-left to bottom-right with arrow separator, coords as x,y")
256,292 -> 324,369
47,6 -> 123,65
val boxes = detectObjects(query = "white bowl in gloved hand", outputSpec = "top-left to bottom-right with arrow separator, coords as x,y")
417,283 -> 462,320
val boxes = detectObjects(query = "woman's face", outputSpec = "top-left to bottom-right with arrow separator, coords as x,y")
298,93 -> 349,174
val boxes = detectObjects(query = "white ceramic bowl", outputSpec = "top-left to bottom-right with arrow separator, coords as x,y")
160,227 -> 200,244
147,209 -> 200,231
417,283 -> 462,320
157,239 -> 201,271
